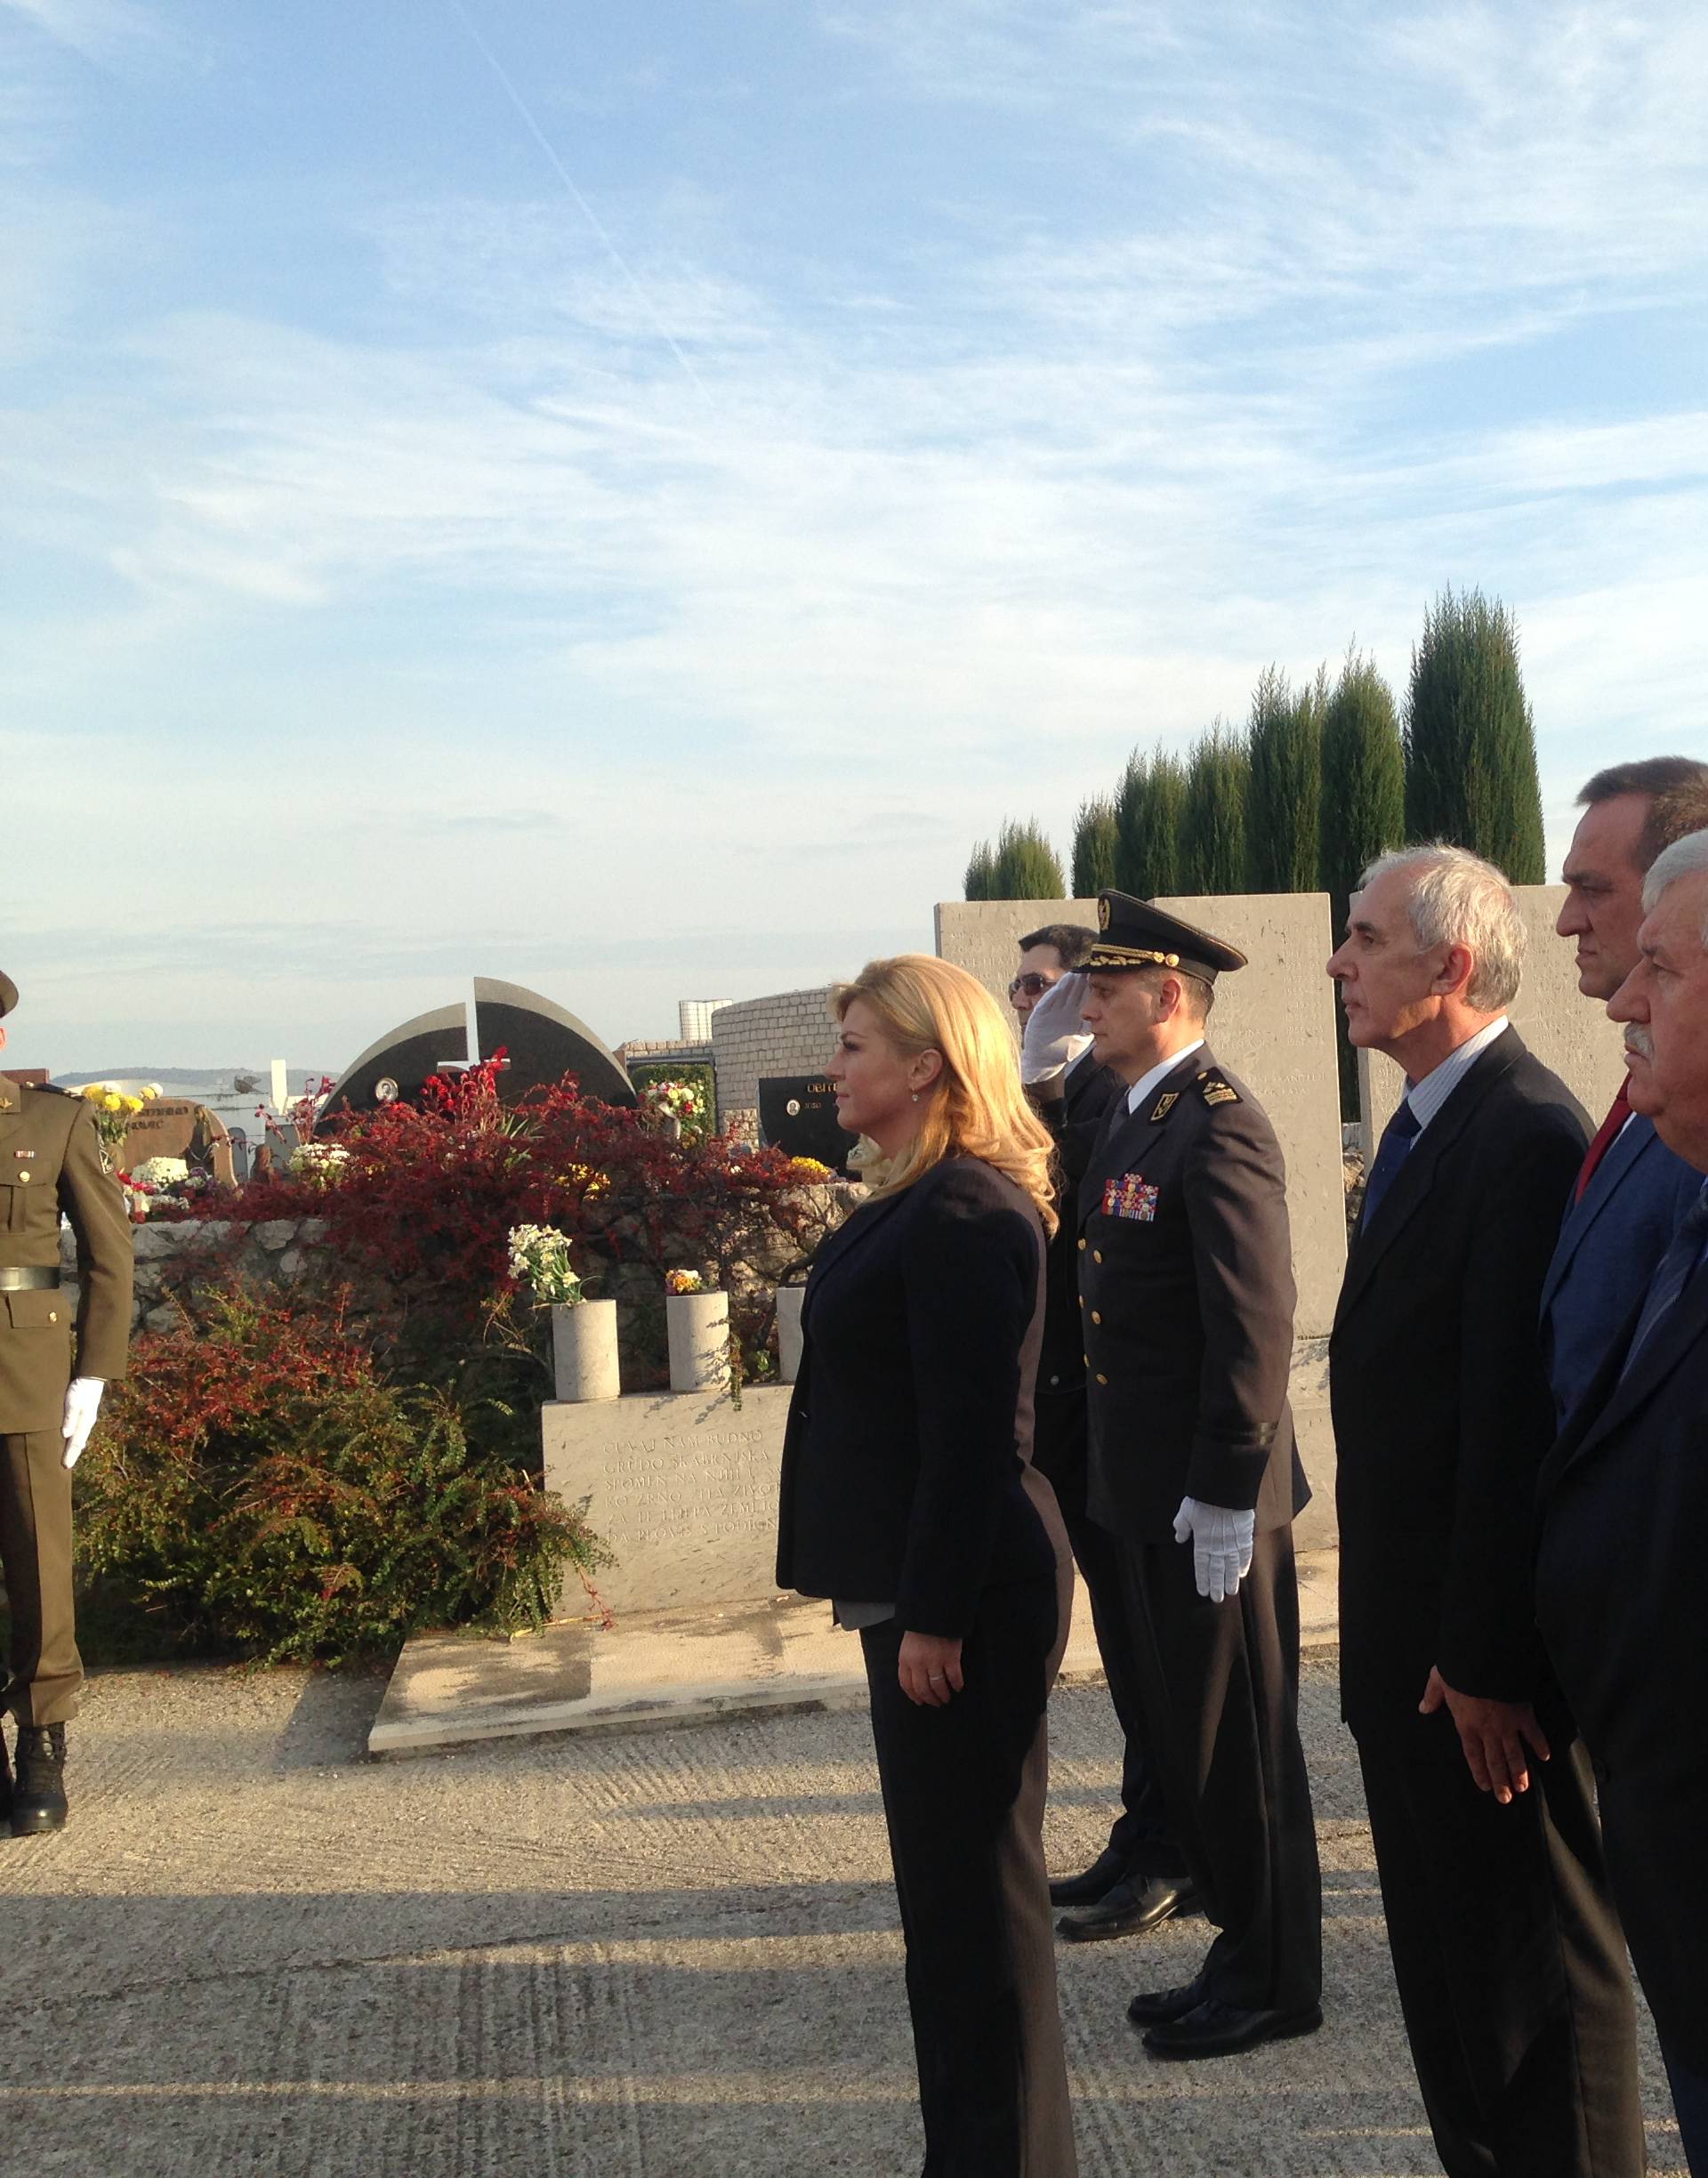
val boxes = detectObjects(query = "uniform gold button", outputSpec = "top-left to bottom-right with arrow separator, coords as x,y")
1076,1238 -> 1086,1252
1091,1311 -> 1102,1324
18,1171 -> 29,1184
48,1311 -> 57,1324
1082,1352 -> 1090,1367
1096,1373 -> 1109,1385
1077,1295 -> 1084,1308
1093,1248 -> 1104,1263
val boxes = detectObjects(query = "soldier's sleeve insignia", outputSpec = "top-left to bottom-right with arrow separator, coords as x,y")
1102,1172 -> 1161,1222
1149,1090 -> 1180,1123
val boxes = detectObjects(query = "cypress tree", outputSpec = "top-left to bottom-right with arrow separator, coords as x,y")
1180,726 -> 1251,895
1072,797 -> 1119,897
1115,749 -> 1187,897
1320,649 -> 1406,1117
963,840 -> 995,900
1405,586 -> 1545,882
988,819 -> 1065,899
1320,648 -> 1405,913
1247,663 -> 1325,892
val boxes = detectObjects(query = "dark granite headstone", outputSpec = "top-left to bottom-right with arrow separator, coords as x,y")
758,1076 -> 850,1171
320,982 -> 636,1121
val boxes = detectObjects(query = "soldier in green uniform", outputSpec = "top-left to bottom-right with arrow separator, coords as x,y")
0,971 -> 133,1834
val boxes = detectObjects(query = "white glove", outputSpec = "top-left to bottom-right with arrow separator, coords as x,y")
61,1377 -> 105,1471
1173,1496 -> 1256,1602
1020,971 -> 1093,1085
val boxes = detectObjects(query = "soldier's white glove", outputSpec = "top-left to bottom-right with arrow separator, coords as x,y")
1174,1496 -> 1256,1602
61,1377 -> 104,1471
1020,972 -> 1092,1085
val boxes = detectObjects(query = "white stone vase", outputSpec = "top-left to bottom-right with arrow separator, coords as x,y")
666,1289 -> 729,1392
552,1298 -> 620,1403
776,1286 -> 806,1383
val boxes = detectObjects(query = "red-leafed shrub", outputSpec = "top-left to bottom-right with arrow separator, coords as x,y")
77,1287 -> 601,1662
178,1062 -> 840,1389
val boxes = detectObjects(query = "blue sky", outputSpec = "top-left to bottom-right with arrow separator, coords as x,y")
5,0 -> 1707,1071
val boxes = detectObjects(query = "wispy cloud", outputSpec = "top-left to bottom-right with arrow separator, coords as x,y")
3,0 -> 1707,1065
0,0 -> 163,61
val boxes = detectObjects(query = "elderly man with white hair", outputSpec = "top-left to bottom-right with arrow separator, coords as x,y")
1537,825 -> 1708,2177
1327,845 -> 1645,2178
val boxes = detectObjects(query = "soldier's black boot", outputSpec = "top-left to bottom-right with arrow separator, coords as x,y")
10,1723 -> 68,1835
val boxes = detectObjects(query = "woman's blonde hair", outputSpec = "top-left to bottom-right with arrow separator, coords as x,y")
833,954 -> 1059,1235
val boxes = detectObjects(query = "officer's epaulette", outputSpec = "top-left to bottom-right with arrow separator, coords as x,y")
1196,1068 -> 1241,1109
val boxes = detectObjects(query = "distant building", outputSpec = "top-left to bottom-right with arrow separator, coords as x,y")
677,999 -> 732,1043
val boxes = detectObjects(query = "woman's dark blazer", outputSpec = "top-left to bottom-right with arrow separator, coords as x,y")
775,1154 -> 1061,1640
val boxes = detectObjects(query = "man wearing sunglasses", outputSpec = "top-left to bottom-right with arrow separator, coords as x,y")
1015,924 -> 1194,1945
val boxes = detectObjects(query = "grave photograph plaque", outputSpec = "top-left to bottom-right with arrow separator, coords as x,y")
758,1076 -> 850,1172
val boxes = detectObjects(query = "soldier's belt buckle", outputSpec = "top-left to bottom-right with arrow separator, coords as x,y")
0,1266 -> 60,1292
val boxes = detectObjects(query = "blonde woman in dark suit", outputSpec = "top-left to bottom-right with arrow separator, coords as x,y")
776,955 -> 1076,2178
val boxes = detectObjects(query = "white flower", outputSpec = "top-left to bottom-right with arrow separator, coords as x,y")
131,1157 -> 189,1188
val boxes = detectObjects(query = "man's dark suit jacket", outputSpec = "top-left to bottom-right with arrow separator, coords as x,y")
1037,1048 -> 1120,1399
1535,1212 -> 1708,2068
1077,1046 -> 1308,1543
1539,1108 -> 1699,1422
1332,1027 -> 1588,1737
775,1156 -> 1056,1639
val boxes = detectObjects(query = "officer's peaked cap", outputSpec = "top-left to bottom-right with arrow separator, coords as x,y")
1085,892 -> 1247,982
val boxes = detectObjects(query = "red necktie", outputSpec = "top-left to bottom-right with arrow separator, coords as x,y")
1575,1080 -> 1632,1202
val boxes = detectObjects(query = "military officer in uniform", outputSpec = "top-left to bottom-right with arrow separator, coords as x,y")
1073,893 -> 1322,2059
0,971 -> 133,1834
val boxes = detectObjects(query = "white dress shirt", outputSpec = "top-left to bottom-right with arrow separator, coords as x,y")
1125,1039 -> 1206,1118
1402,1017 -> 1510,1134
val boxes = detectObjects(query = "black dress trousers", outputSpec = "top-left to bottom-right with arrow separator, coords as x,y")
861,1570 -> 1074,2178
1356,1722 -> 1646,2178
1116,1521 -> 1322,2013
1031,1389 -> 1178,1874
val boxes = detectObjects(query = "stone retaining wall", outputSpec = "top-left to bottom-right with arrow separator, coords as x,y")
60,1216 -> 331,1334
710,988 -> 838,1141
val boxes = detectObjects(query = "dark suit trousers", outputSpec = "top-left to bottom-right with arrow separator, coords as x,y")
1031,1391 -> 1179,1874
1116,1522 -> 1321,2012
862,1573 -> 1076,2178
1356,1729 -> 1645,2178
1595,1777 -> 1708,2174
0,1429 -> 81,1727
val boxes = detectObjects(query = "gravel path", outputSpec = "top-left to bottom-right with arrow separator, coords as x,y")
0,1655 -> 1683,2175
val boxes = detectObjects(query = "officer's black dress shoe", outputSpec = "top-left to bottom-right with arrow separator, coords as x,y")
1058,1872 -> 1202,1943
10,1724 -> 68,1835
1047,1843 -> 1130,1908
1141,1996 -> 1324,2060
1125,1973 -> 1209,2029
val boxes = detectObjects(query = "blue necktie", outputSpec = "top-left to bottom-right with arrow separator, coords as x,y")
1360,1098 -> 1421,1232
1621,1186 -> 1708,1378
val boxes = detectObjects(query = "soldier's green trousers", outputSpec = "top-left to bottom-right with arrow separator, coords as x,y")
0,1430 -> 81,1726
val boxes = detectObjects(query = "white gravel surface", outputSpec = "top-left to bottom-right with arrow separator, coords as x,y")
0,1656 -> 1684,2176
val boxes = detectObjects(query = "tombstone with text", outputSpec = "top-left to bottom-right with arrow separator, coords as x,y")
542,1385 -> 792,1615
758,1075 -> 850,1173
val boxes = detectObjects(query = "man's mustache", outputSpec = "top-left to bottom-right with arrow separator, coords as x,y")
1623,1028 -> 1656,1062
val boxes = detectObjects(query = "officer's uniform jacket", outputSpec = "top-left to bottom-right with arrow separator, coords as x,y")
0,1085 -> 133,1434
1076,1045 -> 1307,1543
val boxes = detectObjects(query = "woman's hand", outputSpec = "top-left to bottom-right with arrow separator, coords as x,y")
898,1631 -> 965,1706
